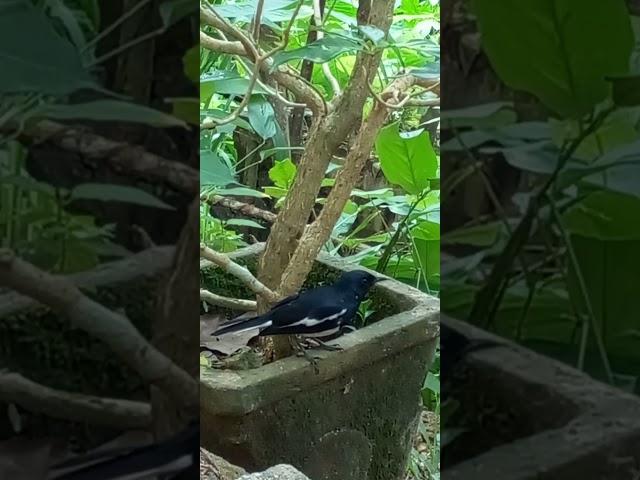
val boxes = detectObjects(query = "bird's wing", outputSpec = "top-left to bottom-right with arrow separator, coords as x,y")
271,292 -> 300,308
262,304 -> 352,337
211,294 -> 300,336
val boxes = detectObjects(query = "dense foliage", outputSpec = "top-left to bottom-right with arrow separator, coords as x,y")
200,0 -> 441,478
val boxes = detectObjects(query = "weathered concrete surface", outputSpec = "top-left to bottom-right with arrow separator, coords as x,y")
201,247 -> 440,480
442,316 -> 640,480
238,464 -> 311,480
200,447 -> 246,480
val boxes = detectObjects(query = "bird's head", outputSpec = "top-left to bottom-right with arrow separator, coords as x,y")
336,270 -> 386,298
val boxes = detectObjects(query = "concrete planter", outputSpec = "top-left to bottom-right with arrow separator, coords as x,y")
201,247 -> 439,480
442,316 -> 640,479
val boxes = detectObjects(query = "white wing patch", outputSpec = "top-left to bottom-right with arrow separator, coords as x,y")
289,308 -> 348,328
229,320 -> 272,334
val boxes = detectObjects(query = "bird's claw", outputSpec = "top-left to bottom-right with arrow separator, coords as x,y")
306,338 -> 343,352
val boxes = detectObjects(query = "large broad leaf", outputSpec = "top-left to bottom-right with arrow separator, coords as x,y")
375,123 -> 438,194
411,220 -> 440,290
169,97 -> 198,125
40,100 -> 187,128
248,95 -> 277,139
183,45 -> 199,84
564,190 -> 640,240
607,74 -> 640,107
214,0 -> 313,26
70,184 -> 175,210
471,0 -> 633,117
212,187 -> 268,198
159,0 -> 196,28
225,218 -> 265,229
568,234 -> 640,376
201,75 -> 271,99
0,0 -> 96,94
268,159 -> 297,189
441,102 -> 516,129
271,35 -> 362,70
201,150 -> 237,187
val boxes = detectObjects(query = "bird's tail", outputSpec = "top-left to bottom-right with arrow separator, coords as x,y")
212,314 -> 272,336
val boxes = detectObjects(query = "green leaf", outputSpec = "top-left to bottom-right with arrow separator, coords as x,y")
411,220 -> 440,289
41,100 -> 187,128
225,218 -> 265,229
46,0 -> 89,52
248,95 -> 277,139
608,74 -> 640,107
183,45 -> 199,84
214,187 -> 268,198
268,159 -> 297,189
423,372 -> 440,394
271,35 -> 362,70
375,123 -> 438,194
70,184 -> 175,210
442,102 -> 516,129
168,97 -> 198,125
159,0 -> 196,28
201,150 -> 237,187
263,186 -> 288,198
0,175 -> 57,197
471,0 -> 634,117
442,222 -> 502,247
214,0 -> 313,25
564,191 -> 640,240
77,0 -> 100,30
358,25 -> 386,45
0,1 -> 96,94
201,75 -> 271,97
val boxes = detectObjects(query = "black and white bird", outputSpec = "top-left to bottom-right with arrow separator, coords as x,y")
212,270 -> 385,342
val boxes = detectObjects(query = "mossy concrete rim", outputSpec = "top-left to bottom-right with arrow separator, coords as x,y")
443,315 -> 640,479
200,245 -> 440,417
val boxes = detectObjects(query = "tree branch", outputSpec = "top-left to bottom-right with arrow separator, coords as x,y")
22,120 -> 198,195
258,0 -> 397,296
0,246 -> 175,318
0,250 -> 198,414
281,75 -> 432,291
200,5 -> 326,117
201,194 -> 277,223
200,289 -> 257,311
199,244 -> 279,303
0,370 -> 151,429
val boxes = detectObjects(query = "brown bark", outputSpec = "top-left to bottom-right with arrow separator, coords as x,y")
151,199 -> 200,439
258,0 -> 397,297
281,76 -> 431,291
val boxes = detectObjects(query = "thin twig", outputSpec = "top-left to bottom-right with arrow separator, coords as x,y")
548,197 -> 614,384
0,370 -> 151,429
200,3 -> 325,114
202,0 -> 307,127
19,120 -> 198,194
201,194 -> 277,223
0,246 -> 175,318
252,0 -> 265,41
0,249 -> 198,414
200,289 -> 257,311
199,244 -> 279,303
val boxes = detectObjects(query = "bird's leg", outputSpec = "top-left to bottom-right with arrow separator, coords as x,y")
289,336 -> 319,374
306,337 -> 343,351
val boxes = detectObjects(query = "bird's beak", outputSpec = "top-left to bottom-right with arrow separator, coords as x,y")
374,277 -> 387,284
